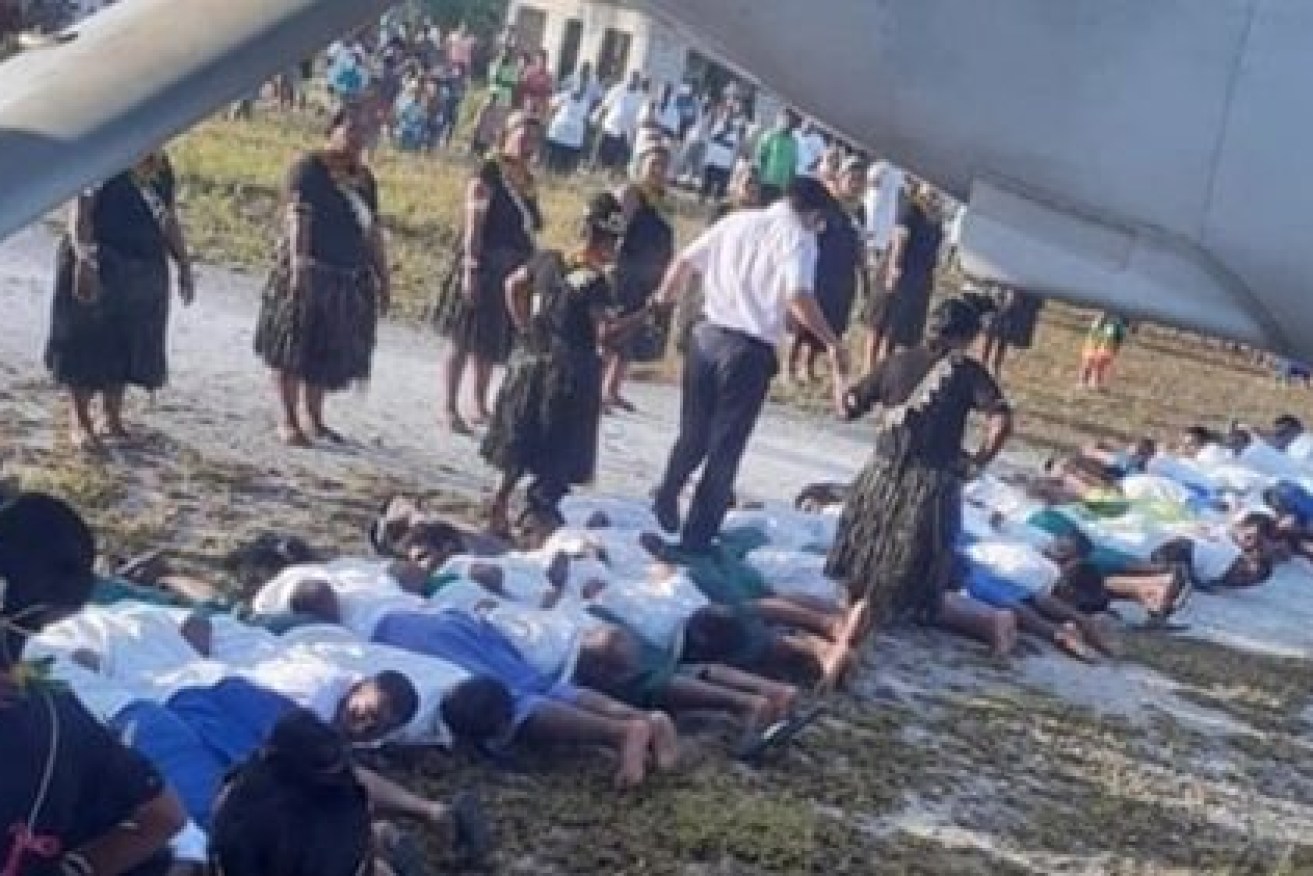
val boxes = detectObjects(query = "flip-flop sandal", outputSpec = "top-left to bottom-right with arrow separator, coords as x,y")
450,791 -> 494,865
735,704 -> 826,767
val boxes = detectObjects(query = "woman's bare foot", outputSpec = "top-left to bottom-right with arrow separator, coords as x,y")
647,711 -> 679,772
744,694 -> 775,735
277,424 -> 312,448
815,642 -> 858,695
614,718 -> 653,790
990,611 -> 1019,657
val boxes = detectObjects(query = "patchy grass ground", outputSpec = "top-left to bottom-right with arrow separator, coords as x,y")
6,113 -> 1313,874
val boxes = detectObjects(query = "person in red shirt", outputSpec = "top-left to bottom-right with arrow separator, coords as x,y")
519,49 -> 555,116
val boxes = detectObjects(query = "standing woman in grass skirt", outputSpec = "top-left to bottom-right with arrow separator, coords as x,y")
434,112 -> 544,434
820,294 -> 1013,689
46,150 -> 195,450
482,193 -> 657,535
254,108 -> 391,447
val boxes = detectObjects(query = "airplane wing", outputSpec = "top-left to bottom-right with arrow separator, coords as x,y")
0,0 -> 390,242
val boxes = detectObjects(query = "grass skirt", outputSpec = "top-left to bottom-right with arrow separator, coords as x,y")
253,253 -> 377,391
46,237 -> 170,391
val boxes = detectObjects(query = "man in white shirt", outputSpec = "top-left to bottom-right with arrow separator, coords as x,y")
594,71 -> 646,173
864,160 -> 905,257
650,176 -> 850,551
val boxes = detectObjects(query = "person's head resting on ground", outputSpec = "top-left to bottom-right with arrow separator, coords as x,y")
209,710 -> 374,876
1234,511 -> 1278,555
396,521 -> 466,578
0,492 -> 96,666
499,111 -> 542,162
440,676 -> 515,750
571,623 -> 648,690
336,670 -> 420,745
925,292 -> 997,355
682,605 -> 767,666
1178,425 -> 1222,458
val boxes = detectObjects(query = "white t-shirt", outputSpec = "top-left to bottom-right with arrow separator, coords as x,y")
964,540 -> 1061,596
794,130 -> 826,175
32,653 -> 142,722
548,92 -> 591,148
234,648 -> 358,724
1121,474 -> 1195,508
703,117 -> 742,170
252,559 -> 424,638
586,570 -> 708,650
684,202 -> 818,345
440,554 -> 558,606
1186,536 -> 1242,584
544,527 -> 659,580
428,578 -> 586,677
560,495 -> 660,532
746,548 -> 840,602
601,85 -> 643,138
1286,432 -> 1313,464
724,504 -> 837,553
1239,439 -> 1303,480
279,625 -> 468,747
1146,454 -> 1218,494
864,162 -> 904,251
36,604 -> 228,702
642,99 -> 682,136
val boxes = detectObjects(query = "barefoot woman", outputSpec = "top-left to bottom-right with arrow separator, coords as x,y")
435,112 -> 543,433
46,151 -> 194,449
822,295 -> 1013,688
255,109 -> 391,446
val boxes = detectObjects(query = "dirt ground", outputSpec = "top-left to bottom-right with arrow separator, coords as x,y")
5,211 -> 1313,875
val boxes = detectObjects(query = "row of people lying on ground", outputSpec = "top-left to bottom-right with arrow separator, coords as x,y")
31,472 -> 1287,852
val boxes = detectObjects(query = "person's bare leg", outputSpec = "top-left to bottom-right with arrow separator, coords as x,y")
305,384 -> 344,442
519,701 -> 653,789
569,689 -> 679,772
441,344 -> 471,433
155,574 -> 222,605
1031,593 -> 1117,655
1104,572 -> 1173,613
1012,601 -> 1096,661
754,597 -> 844,641
688,664 -> 798,720
274,371 -> 310,446
101,384 -> 128,438
471,354 -> 495,425
655,676 -> 775,733
488,470 -> 520,538
937,592 -> 1018,656
68,388 -> 101,449
602,350 -> 622,405
817,595 -> 871,693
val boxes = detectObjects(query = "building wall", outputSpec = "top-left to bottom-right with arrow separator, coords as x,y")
510,0 -> 689,88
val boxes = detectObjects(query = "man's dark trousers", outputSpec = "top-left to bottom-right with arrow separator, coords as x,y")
655,322 -> 777,550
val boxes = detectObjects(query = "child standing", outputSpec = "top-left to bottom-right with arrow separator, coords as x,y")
1079,311 -> 1130,391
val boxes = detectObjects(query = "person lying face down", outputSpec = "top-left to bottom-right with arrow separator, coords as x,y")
252,562 -> 677,790
31,611 -> 487,851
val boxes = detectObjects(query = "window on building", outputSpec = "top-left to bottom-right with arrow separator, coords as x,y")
557,17 -> 582,78
598,27 -> 631,81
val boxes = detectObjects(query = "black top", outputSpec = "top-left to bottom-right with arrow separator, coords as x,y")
525,252 -> 614,355
91,160 -> 176,261
287,154 -> 379,269
895,200 -> 944,289
477,159 -> 541,258
815,201 -> 865,305
615,190 -> 675,312
0,688 -> 169,876
852,347 -> 1008,468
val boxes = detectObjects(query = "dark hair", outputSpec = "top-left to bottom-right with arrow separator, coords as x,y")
325,108 -> 354,139
398,521 -> 465,559
210,711 -> 371,876
584,191 -> 627,240
1237,512 -> 1277,540
1130,437 -> 1158,460
1274,414 -> 1304,434
926,295 -> 993,348
1184,425 -> 1220,446
441,677 -> 514,745
682,606 -> 751,663
0,493 -> 96,620
374,670 -> 421,728
784,175 -> 834,215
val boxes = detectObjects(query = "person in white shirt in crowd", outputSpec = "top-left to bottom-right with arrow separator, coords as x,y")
544,76 -> 594,175
698,100 -> 744,202
594,71 -> 647,176
648,176 -> 850,553
641,82 -> 684,139
864,160 -> 906,263
794,121 -> 828,176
